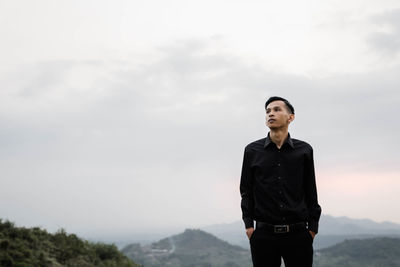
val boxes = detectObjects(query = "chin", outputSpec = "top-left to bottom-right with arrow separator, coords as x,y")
268,124 -> 281,130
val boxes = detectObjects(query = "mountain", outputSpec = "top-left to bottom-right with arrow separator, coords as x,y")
200,214 -> 400,250
121,227 -> 400,267
314,237 -> 400,267
121,229 -> 252,267
200,220 -> 250,249
318,214 -> 400,235
0,219 -> 140,267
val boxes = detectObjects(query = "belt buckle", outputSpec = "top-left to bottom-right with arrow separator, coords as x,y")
274,224 -> 289,233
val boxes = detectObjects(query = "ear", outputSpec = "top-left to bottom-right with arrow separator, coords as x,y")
288,114 -> 295,123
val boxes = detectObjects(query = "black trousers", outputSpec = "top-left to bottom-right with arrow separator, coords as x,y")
249,226 -> 314,267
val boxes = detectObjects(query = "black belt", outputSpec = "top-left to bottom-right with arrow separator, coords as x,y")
256,221 -> 307,234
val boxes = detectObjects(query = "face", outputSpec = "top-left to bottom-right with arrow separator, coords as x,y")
265,100 -> 294,129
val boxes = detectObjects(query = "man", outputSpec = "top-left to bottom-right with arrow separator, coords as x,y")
240,96 -> 321,267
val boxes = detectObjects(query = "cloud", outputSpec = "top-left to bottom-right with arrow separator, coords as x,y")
1,37 -> 400,236
368,8 -> 400,57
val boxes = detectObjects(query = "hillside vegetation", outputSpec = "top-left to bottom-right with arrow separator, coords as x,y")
122,228 -> 400,267
314,237 -> 400,267
122,229 -> 252,267
0,219 -> 140,267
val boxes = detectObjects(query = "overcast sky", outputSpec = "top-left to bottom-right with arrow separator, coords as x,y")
1,0 -> 400,238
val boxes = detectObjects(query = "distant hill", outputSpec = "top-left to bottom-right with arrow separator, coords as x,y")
318,214 -> 400,235
0,219 -> 140,267
121,228 -> 252,267
314,237 -> 400,267
121,228 -> 400,267
200,214 -> 400,250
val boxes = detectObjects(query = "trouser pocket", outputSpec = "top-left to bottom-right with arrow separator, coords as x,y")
305,229 -> 313,243
250,228 -> 257,242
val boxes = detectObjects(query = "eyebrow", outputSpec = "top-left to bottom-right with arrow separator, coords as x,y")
266,105 -> 282,110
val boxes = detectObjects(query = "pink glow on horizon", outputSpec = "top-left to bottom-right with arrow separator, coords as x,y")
318,171 -> 399,196
318,171 -> 400,223
219,170 -> 400,224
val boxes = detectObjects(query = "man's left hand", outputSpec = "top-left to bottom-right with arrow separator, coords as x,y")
309,230 -> 316,239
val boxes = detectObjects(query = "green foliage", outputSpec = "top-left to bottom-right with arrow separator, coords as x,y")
0,218 -> 141,267
122,228 -> 252,267
314,237 -> 400,267
122,229 -> 400,267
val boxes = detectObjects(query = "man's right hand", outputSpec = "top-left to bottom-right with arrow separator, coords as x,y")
246,227 -> 255,240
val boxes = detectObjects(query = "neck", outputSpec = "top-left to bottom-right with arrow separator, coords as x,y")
269,128 -> 289,149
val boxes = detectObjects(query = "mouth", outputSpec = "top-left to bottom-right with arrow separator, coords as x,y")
268,119 -> 275,123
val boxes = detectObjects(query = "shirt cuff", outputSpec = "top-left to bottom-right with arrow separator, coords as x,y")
243,218 -> 254,229
308,220 -> 319,234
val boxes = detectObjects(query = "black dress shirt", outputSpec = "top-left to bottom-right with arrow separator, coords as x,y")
240,133 -> 322,233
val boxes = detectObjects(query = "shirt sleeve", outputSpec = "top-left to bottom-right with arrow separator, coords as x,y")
240,147 -> 255,229
303,147 -> 322,233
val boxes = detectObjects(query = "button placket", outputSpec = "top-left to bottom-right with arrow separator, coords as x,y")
276,148 -> 286,215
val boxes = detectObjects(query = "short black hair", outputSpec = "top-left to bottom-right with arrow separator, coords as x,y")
265,96 -> 295,114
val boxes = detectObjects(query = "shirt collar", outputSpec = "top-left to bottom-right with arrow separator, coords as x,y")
264,132 -> 294,149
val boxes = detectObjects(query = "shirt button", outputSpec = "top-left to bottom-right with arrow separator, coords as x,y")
278,176 -> 281,180
280,204 -> 283,208
278,163 -> 281,166
279,190 -> 283,194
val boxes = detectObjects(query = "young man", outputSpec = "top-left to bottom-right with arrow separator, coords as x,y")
240,96 -> 321,267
